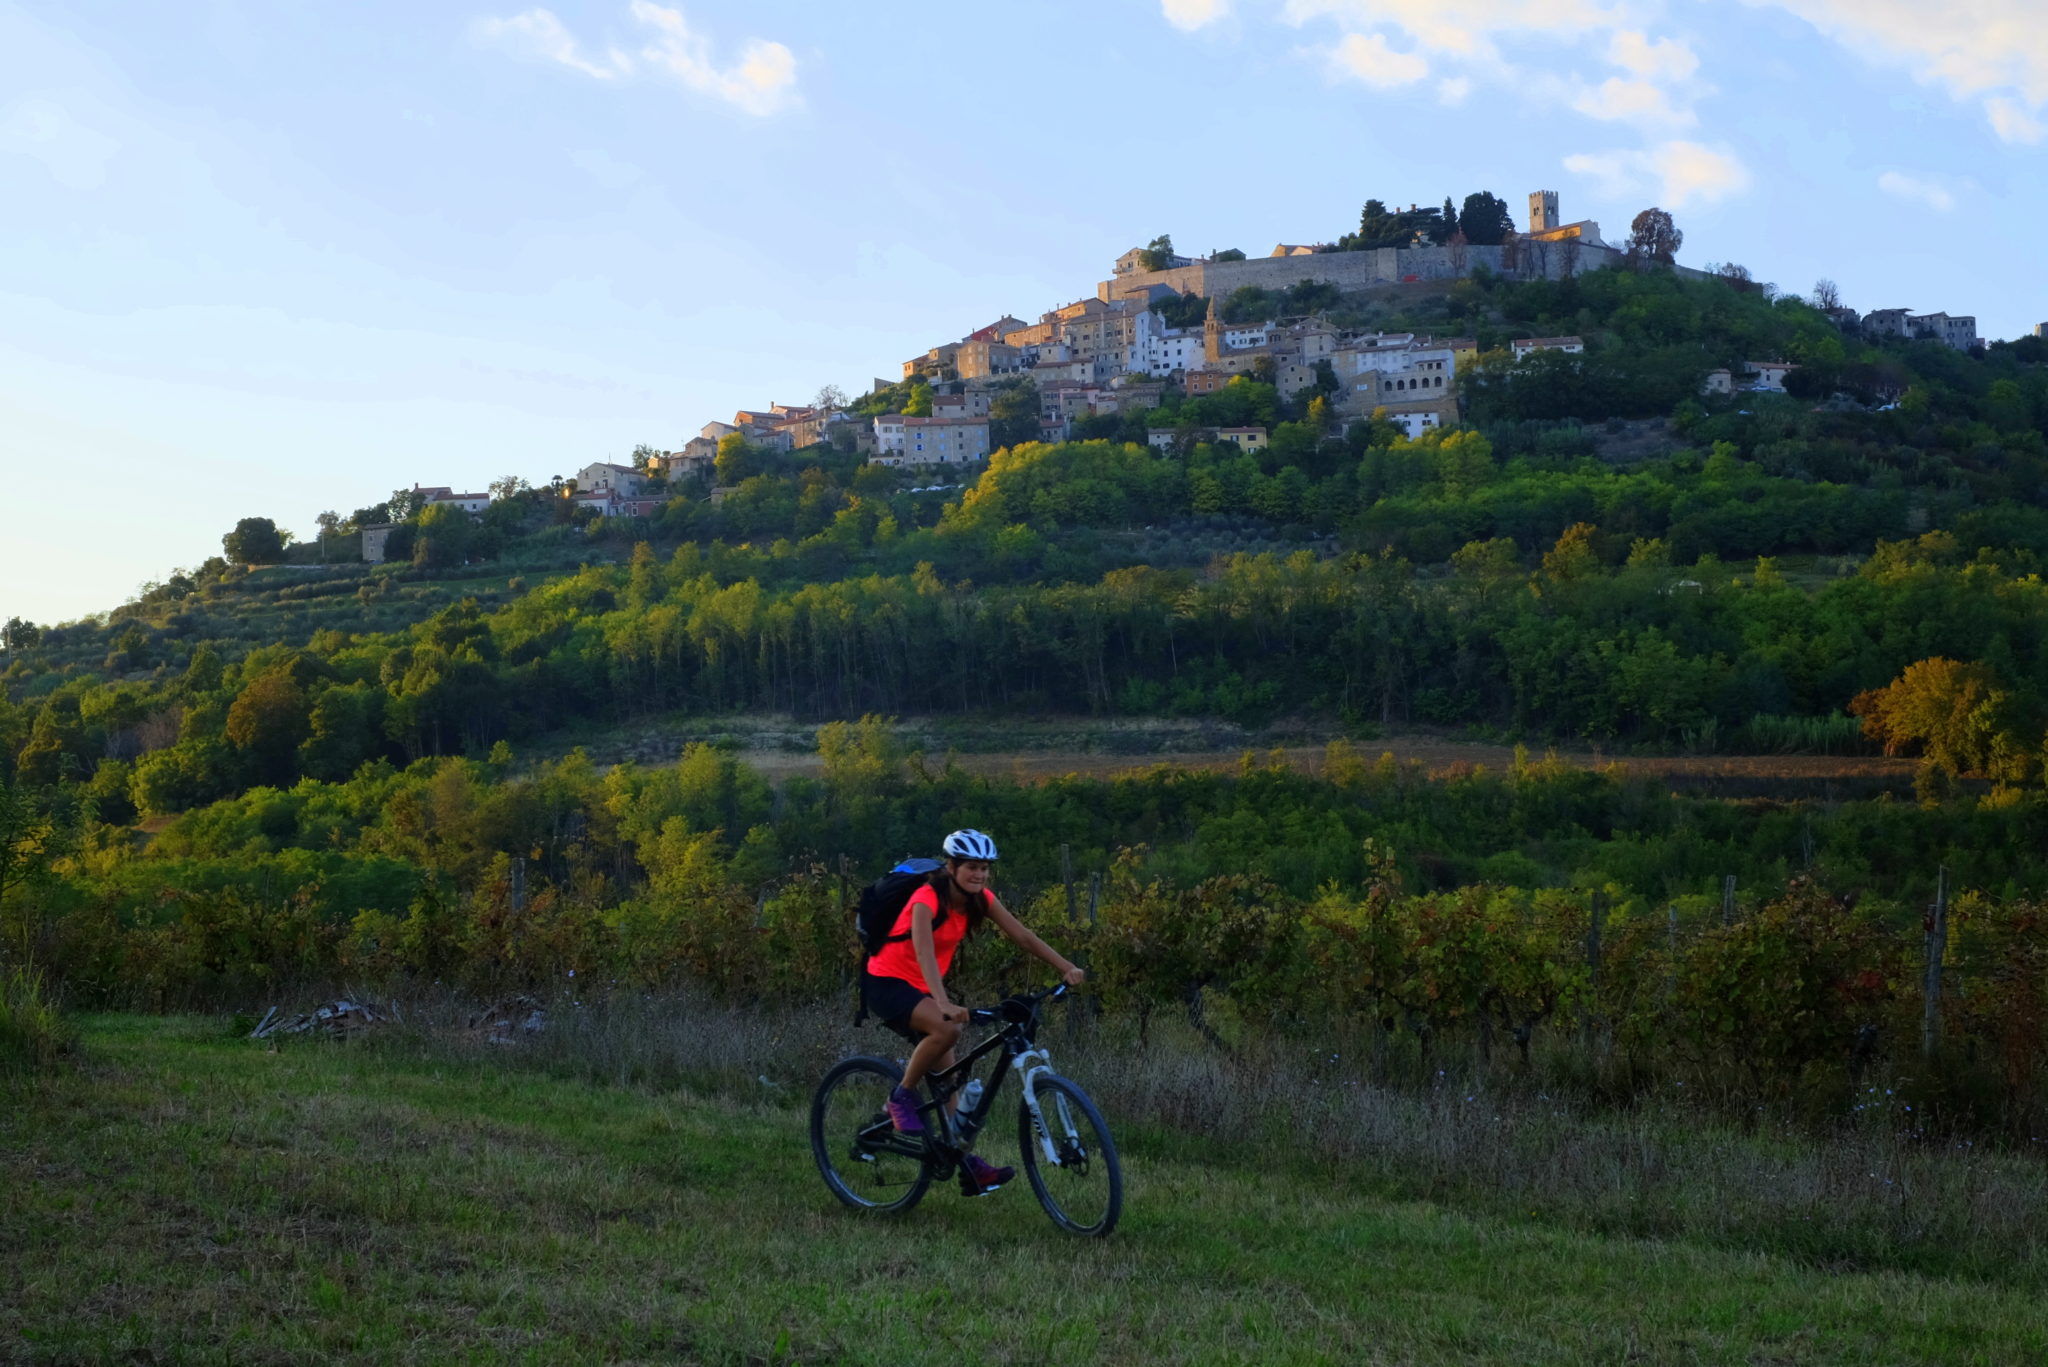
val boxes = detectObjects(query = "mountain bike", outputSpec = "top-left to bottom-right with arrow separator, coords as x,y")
809,983 -> 1122,1237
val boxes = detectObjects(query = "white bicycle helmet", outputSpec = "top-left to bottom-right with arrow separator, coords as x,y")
942,828 -> 999,861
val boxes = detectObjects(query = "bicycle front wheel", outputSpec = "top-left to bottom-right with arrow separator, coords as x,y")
1017,1073 -> 1122,1236
811,1056 -> 933,1214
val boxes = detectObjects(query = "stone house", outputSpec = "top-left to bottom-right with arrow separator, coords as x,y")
902,342 -> 963,381
573,488 -> 662,519
873,413 -> 909,456
932,390 -> 994,419
1742,361 -> 1795,392
659,445 -> 717,482
412,485 -> 490,515
1184,370 -> 1241,397
1909,313 -> 1978,350
576,462 -> 647,496
956,339 -> 1025,380
872,415 -> 992,467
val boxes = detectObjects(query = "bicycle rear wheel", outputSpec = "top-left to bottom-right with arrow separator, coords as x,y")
811,1056 -> 933,1214
1017,1073 -> 1122,1236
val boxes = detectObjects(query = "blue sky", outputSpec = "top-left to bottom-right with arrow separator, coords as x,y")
2,0 -> 2042,626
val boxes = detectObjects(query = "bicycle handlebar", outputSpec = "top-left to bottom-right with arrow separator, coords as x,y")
967,982 -> 1068,1025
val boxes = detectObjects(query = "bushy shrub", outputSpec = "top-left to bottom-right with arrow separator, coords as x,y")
0,962 -> 74,1074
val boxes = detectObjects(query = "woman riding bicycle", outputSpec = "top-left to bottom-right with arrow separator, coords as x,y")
863,828 -> 1086,1195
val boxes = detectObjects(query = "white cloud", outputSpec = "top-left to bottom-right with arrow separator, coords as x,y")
1327,32 -> 1430,87
1985,95 -> 2045,144
628,1 -> 798,116
0,98 -> 121,190
1162,0 -> 1231,31
1745,1 -> 2048,141
1608,30 -> 1697,82
1877,170 -> 1956,212
1438,76 -> 1473,105
471,8 -> 632,80
1570,77 -> 1691,125
471,3 -> 798,115
1563,140 -> 1751,209
1278,0 -> 1707,130
1283,0 -> 1631,64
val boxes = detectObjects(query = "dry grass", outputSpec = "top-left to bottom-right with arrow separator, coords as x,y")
411,988 -> 2048,1287
6,1011 -> 2047,1365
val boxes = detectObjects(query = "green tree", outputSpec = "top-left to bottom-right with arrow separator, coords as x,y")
1434,196 -> 1459,244
1139,234 -> 1177,271
714,433 -> 767,486
1626,207 -> 1683,265
987,379 -> 1043,451
1459,192 -> 1514,246
1,618 -> 38,652
14,699 -> 86,787
412,501 -> 480,569
221,517 -> 286,565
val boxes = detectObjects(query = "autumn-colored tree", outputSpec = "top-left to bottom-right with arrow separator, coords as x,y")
1849,657 -> 2039,784
224,670 -> 311,782
1540,521 -> 1601,583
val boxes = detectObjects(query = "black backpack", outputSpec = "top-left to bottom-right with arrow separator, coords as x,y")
854,858 -> 944,958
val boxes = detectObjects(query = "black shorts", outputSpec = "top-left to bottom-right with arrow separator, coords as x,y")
862,970 -> 930,1033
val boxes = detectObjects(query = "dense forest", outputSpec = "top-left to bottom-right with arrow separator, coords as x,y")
7,261 -> 2048,1126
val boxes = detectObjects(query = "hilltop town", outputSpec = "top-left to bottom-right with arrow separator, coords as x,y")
347,190 -> 1989,558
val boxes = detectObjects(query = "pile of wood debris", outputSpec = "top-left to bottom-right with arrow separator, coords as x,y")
248,999 -> 388,1040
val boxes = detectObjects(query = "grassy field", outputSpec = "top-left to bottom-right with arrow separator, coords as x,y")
5,1016 -> 2045,1365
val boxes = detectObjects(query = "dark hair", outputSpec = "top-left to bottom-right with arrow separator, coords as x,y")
929,861 -> 989,932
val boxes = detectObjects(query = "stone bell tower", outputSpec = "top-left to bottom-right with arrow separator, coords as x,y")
1529,190 -> 1560,234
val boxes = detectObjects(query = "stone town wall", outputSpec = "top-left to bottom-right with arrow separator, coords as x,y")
1099,241 -> 1704,304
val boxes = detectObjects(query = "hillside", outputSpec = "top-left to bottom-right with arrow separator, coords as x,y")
8,259 -> 2048,1151
9,262 -> 2048,806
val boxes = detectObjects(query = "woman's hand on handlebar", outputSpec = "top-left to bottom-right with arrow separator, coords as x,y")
1061,965 -> 1088,988
935,1001 -> 970,1026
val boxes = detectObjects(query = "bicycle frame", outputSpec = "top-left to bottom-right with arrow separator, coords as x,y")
856,988 -> 1067,1170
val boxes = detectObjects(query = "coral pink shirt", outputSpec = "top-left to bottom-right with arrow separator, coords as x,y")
867,885 -> 973,994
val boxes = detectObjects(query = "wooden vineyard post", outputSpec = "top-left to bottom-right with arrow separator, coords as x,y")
1922,866 -> 1949,1063
1086,871 -> 1101,927
838,855 -> 853,987
1664,903 -> 1679,1006
1062,843 -> 1077,923
1585,890 -> 1608,1056
509,856 -> 526,913
1721,875 -> 1737,926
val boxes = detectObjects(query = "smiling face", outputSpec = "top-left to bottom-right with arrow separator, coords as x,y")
949,857 -> 993,896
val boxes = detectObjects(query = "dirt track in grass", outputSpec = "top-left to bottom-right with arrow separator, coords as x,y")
734,738 -> 1918,796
